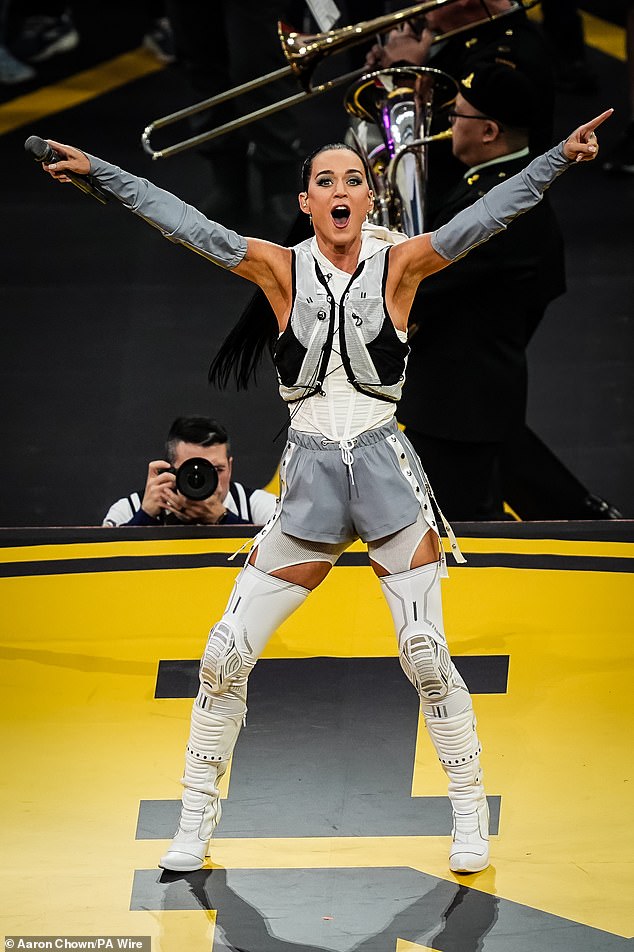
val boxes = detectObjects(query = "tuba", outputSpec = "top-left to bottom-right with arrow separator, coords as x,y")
344,67 -> 457,236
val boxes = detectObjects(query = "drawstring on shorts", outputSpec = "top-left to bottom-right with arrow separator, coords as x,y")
321,437 -> 358,491
339,438 -> 357,486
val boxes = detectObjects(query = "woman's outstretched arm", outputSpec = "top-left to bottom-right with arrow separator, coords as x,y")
41,140 -> 293,321
387,108 -> 613,321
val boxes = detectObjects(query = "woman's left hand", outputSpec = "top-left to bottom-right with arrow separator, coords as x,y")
563,108 -> 614,163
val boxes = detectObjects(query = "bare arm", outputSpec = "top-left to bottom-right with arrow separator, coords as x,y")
41,140 -> 294,324
387,109 -> 613,327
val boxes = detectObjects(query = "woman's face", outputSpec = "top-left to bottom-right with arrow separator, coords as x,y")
299,149 -> 373,243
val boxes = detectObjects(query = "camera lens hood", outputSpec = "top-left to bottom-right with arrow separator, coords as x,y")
175,457 -> 219,500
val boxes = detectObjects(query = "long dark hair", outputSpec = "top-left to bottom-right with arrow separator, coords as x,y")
208,142 -> 370,391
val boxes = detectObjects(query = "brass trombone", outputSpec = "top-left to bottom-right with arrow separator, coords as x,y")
141,0 -> 538,160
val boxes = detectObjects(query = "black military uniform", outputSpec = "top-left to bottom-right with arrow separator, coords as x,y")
424,7 -> 556,216
427,8 -> 554,137
398,149 -> 566,520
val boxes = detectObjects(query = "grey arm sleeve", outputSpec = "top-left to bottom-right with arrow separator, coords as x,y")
430,142 -> 573,262
86,154 -> 248,269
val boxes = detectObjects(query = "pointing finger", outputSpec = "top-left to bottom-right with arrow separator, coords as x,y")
582,108 -> 614,135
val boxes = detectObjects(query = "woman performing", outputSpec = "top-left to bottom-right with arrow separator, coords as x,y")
42,107 -> 610,875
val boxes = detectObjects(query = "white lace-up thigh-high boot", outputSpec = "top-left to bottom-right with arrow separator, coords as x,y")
422,689 -> 489,873
159,564 -> 309,871
380,561 -> 489,873
159,688 -> 243,872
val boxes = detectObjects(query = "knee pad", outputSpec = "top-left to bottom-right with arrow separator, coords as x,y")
200,617 -> 251,696
400,633 -> 453,702
199,563 -> 309,695
380,561 -> 459,701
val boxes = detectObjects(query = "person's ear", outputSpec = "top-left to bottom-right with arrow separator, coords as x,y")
298,191 -> 310,214
483,119 -> 501,143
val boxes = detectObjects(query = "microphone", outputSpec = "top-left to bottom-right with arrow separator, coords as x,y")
24,135 -> 109,205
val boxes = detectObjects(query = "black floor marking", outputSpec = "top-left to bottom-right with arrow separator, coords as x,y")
139,659 -> 501,839
154,656 -> 510,699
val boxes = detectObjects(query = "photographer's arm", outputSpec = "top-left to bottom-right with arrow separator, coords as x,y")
126,508 -> 162,526
139,460 -> 175,520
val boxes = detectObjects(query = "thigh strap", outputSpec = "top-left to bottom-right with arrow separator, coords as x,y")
386,431 -> 466,570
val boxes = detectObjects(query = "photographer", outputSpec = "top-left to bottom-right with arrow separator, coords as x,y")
102,416 -> 277,527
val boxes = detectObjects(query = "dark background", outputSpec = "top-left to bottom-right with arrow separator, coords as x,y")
0,1 -> 632,526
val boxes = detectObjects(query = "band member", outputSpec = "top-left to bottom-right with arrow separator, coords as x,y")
40,107 -> 610,875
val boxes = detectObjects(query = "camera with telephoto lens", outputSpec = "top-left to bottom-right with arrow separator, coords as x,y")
170,457 -> 219,500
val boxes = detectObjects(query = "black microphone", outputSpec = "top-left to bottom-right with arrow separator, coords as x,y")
24,135 -> 109,205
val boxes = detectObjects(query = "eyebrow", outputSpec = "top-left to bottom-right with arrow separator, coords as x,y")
315,167 -> 364,176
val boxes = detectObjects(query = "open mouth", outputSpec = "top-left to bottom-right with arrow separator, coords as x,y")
331,205 -> 351,229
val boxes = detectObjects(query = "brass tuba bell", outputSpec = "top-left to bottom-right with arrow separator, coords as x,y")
344,67 -> 458,236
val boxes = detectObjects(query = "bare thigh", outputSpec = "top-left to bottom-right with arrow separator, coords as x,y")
248,521 -> 350,590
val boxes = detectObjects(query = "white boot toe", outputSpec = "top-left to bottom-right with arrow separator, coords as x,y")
159,829 -> 210,872
449,843 -> 490,874
449,803 -> 490,874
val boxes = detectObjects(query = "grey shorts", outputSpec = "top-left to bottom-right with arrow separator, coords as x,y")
278,419 -> 439,544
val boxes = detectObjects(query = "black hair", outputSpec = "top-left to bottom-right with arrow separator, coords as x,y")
208,210 -> 312,391
165,416 -> 229,463
208,142 -> 372,392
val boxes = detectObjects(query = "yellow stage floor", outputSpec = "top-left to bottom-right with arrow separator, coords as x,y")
1,525 -> 632,951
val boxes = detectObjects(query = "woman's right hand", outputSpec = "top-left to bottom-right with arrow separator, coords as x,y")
41,139 -> 91,181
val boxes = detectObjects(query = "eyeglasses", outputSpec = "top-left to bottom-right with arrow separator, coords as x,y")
447,110 -> 504,132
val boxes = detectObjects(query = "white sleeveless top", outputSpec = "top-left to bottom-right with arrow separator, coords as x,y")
290,230 -> 408,442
